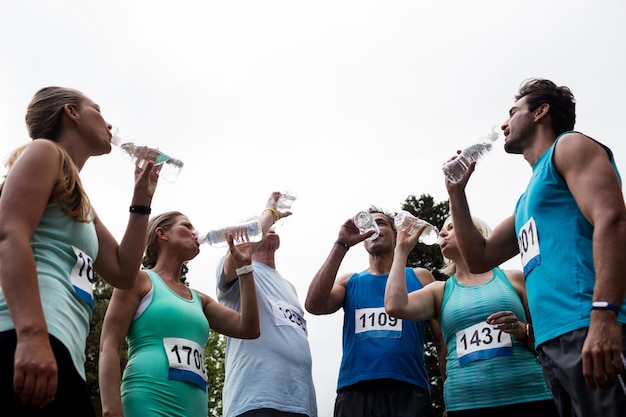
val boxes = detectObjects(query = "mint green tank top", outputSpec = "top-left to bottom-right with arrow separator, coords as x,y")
440,268 -> 552,411
121,270 -> 210,417
0,203 -> 97,380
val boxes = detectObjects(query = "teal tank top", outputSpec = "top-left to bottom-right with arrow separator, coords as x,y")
515,132 -> 626,346
0,203 -> 97,380
440,268 -> 552,411
121,270 -> 210,417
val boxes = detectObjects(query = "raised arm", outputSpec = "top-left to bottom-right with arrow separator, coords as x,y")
93,158 -> 158,290
555,133 -> 626,389
220,191 -> 288,291
305,217 -> 371,315
208,237 -> 259,339
445,162 -> 519,273
384,227 -> 440,321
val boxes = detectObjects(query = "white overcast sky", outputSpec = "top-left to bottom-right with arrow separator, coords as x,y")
2,1 -> 626,415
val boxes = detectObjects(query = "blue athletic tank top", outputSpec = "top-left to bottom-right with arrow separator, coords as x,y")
515,132 -> 626,346
337,268 -> 429,391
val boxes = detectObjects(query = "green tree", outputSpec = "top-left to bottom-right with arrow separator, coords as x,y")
86,274 -> 116,417
205,331 -> 226,417
399,193 -> 450,417
85,264 -> 226,417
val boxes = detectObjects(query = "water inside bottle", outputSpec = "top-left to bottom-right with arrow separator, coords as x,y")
277,189 -> 297,211
354,211 -> 380,241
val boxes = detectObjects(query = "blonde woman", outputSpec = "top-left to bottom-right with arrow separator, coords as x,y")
385,216 -> 557,417
99,212 -> 260,417
0,87 -> 159,416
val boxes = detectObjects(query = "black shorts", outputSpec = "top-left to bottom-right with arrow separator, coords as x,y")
0,330 -> 95,417
334,379 -> 433,417
446,399 -> 558,417
238,408 -> 309,417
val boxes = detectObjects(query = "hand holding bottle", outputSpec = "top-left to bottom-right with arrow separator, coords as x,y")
111,127 -> 184,182
196,220 -> 263,248
442,126 -> 500,184
394,210 -> 442,245
353,211 -> 380,241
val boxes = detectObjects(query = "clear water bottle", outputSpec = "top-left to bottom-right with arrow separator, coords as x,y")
196,219 -> 263,248
272,188 -> 298,230
394,210 -> 441,245
277,188 -> 297,211
442,127 -> 499,184
111,127 -> 184,182
353,211 -> 380,241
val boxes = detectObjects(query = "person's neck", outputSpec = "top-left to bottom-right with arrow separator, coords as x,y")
151,257 -> 185,283
252,249 -> 276,270
453,260 -> 493,285
523,128 -> 558,168
367,252 -> 393,275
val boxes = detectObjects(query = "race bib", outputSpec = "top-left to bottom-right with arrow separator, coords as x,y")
70,246 -> 94,311
456,321 -> 512,367
163,337 -> 207,391
354,307 -> 402,340
270,297 -> 308,335
518,217 -> 541,276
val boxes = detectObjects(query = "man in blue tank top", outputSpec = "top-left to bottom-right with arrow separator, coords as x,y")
445,78 -> 626,417
305,206 -> 445,417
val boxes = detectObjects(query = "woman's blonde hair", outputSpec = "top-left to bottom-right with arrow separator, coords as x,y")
143,211 -> 184,269
2,86 -> 93,222
439,215 -> 492,277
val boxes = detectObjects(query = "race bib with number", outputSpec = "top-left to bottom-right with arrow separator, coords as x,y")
518,217 -> 541,276
70,245 -> 94,311
269,297 -> 308,335
354,307 -> 402,340
163,337 -> 207,391
456,321 -> 512,367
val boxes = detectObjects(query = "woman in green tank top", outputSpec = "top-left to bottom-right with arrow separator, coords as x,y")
99,211 -> 260,417
385,215 -> 558,416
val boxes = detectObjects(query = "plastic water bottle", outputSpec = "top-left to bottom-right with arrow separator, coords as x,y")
442,127 -> 499,183
394,210 -> 441,245
111,127 -> 184,182
276,188 -> 297,212
353,211 -> 380,241
271,189 -> 298,230
196,219 -> 262,248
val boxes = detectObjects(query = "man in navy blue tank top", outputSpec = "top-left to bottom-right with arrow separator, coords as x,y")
305,206 -> 445,417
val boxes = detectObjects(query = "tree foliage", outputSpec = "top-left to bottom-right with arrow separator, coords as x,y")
399,193 -> 450,417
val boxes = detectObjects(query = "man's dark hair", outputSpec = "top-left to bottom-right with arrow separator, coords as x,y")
516,78 -> 576,135
368,205 -> 397,235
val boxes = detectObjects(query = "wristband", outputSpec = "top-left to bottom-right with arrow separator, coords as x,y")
235,265 -> 254,276
334,240 -> 349,251
263,207 -> 280,222
129,205 -> 151,215
591,301 -> 620,315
